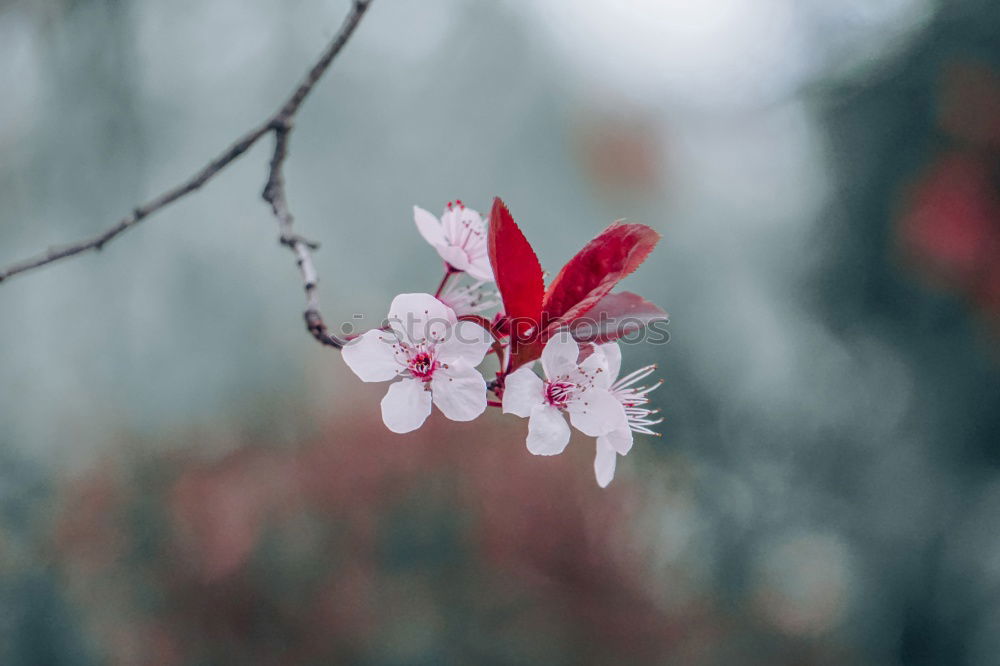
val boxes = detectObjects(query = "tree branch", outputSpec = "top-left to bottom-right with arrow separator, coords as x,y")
0,122 -> 271,281
0,0 -> 374,348
263,122 -> 344,348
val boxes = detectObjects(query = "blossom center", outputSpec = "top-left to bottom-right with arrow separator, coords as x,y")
408,350 -> 438,381
544,380 -> 576,409
444,200 -> 485,252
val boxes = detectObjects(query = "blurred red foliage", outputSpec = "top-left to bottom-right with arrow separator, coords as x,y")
50,396 -> 670,664
897,60 -> 1000,328
52,390 -> 856,664
572,110 -> 662,197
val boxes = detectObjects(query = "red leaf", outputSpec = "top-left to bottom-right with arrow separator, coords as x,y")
487,196 -> 544,340
508,338 -> 544,373
569,291 -> 668,344
542,223 -> 660,329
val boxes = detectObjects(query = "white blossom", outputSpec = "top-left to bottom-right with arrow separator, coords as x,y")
437,278 -> 500,317
501,335 -> 627,458
414,201 -> 494,282
593,342 -> 663,487
342,293 -> 492,433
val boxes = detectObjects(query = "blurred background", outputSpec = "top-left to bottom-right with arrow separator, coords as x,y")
2,0 -> 1000,663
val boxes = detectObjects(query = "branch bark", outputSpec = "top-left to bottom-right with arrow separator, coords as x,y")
0,0 -> 375,348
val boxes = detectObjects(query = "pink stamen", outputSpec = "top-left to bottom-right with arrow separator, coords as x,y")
408,350 -> 438,381
545,380 -> 576,408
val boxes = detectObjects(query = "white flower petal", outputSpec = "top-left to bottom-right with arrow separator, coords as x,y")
441,205 -> 463,243
342,329 -> 402,382
601,425 -> 634,455
436,319 -> 491,366
464,256 -> 495,282
414,205 -> 446,247
594,438 -> 618,488
380,378 -> 432,433
387,293 -> 457,344
526,403 -> 571,456
540,333 -> 581,379
572,343 -> 611,389
430,364 -> 487,421
461,231 -> 492,280
568,388 -> 627,437
457,205 -> 485,230
436,245 -> 473,274
502,366 -> 544,418
437,280 -> 498,317
599,342 -> 622,382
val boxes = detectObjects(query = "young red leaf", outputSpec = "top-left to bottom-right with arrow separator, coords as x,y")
569,291 -> 667,344
507,337 -> 544,373
542,222 -> 660,329
487,196 -> 544,339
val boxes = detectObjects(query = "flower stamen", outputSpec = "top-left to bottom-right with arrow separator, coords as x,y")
544,380 -> 576,409
610,363 -> 663,435
407,349 -> 438,381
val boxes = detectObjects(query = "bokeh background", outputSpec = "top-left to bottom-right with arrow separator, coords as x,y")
2,0 -> 1000,663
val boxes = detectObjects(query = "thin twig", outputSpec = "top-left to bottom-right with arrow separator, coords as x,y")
432,264 -> 458,298
0,122 -> 271,281
263,122 -> 344,348
0,0 -> 374,349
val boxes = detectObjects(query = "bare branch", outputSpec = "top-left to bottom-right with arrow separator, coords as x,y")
263,123 -> 346,348
0,122 -> 270,282
0,0 -> 374,349
274,0 -> 372,122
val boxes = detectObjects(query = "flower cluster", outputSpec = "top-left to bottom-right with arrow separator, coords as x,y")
342,198 -> 667,487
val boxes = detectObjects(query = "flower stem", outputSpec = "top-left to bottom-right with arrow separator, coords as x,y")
433,264 -> 459,298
